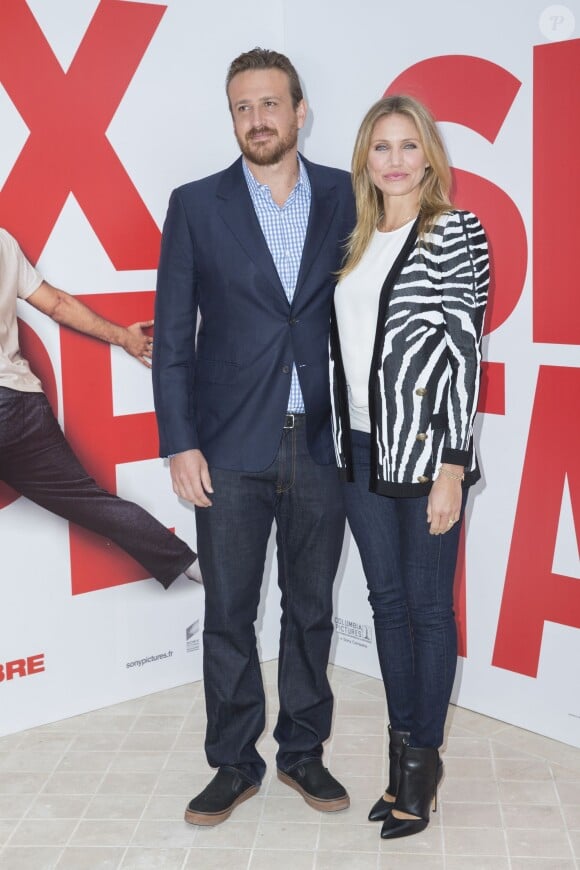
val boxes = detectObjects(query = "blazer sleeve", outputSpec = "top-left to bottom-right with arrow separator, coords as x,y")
439,210 -> 490,466
153,188 -> 200,457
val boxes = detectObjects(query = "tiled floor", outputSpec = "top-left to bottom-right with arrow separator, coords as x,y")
1,661 -> 579,870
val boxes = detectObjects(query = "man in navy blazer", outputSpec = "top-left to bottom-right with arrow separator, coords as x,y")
153,48 -> 355,825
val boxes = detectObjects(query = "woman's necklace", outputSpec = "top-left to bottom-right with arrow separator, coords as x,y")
379,212 -> 418,233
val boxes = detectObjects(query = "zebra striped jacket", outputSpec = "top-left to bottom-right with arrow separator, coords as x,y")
330,210 -> 489,497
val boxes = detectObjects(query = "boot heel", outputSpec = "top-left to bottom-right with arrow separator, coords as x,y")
432,757 -> 443,813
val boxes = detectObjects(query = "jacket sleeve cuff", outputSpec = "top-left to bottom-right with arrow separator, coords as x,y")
441,447 -> 470,467
158,431 -> 200,459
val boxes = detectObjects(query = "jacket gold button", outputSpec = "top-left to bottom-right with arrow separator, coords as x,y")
416,433 -> 428,441
417,475 -> 430,483
415,387 -> 427,396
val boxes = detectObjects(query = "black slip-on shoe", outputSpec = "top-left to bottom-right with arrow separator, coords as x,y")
277,758 -> 350,812
184,766 -> 259,826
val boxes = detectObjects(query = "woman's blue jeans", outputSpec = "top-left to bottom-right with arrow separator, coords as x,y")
342,429 -> 466,748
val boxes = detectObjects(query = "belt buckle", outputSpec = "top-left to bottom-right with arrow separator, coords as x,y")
284,413 -> 295,429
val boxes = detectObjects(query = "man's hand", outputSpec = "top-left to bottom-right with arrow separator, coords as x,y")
170,449 -> 213,507
426,465 -> 463,535
121,320 -> 154,368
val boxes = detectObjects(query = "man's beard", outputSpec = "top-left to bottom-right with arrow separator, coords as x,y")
237,123 -> 298,166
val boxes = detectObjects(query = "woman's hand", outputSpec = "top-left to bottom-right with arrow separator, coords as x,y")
426,465 -> 464,535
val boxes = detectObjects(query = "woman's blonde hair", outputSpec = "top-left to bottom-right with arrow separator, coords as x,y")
340,95 -> 452,278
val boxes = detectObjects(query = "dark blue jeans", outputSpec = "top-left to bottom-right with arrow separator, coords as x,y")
195,415 -> 345,785
342,429 -> 466,749
0,387 -> 194,588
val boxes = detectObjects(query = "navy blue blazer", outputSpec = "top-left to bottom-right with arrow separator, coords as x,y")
153,155 -> 355,471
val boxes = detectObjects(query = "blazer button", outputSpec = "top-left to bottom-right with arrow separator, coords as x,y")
282,365 -> 290,374
289,318 -> 297,325
417,475 -> 430,483
416,433 -> 428,441
415,387 -> 427,396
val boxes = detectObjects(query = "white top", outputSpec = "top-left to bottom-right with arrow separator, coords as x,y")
0,229 -> 44,392
334,221 -> 412,432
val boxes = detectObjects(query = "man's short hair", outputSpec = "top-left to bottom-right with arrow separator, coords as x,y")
226,47 -> 304,109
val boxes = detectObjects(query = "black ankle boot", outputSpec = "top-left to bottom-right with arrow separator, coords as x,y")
380,743 -> 440,839
368,726 -> 410,822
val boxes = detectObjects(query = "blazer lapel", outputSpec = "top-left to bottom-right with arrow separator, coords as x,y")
216,158 -> 287,302
294,157 -> 339,298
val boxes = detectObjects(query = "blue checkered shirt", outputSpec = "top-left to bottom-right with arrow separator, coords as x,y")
242,157 -> 311,413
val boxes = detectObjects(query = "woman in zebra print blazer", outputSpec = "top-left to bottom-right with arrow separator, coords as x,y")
331,95 -> 489,840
